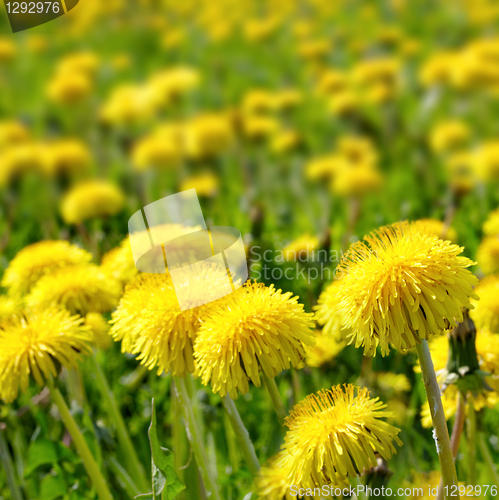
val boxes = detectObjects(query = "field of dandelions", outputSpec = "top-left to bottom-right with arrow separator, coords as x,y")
2,1 -> 499,499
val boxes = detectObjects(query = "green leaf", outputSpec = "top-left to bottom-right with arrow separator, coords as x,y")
148,399 -> 185,500
40,473 -> 68,500
25,438 -> 60,476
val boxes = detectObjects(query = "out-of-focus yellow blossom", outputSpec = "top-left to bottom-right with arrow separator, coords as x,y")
305,330 -> 345,368
364,81 -> 396,104
0,296 -> 20,321
297,38 -> 331,59
242,90 -> 276,115
420,51 -> 459,86
332,165 -> 383,197
376,372 -> 411,394
472,141 -> 499,181
328,89 -> 361,115
291,20 -> 315,39
180,172 -> 219,198
476,236 -> 499,275
43,140 -> 92,176
277,385 -> 401,488
148,66 -> 200,103
101,238 -> 137,285
0,38 -> 16,62
273,89 -> 303,111
56,52 -> 100,78
85,312 -> 112,350
2,240 -> 92,296
100,84 -> 159,126
483,208 -> 499,236
243,17 -> 280,42
241,115 -> 281,140
47,72 -> 92,105
132,134 -> 182,171
409,471 -> 481,499
195,282 -> 315,398
385,400 -> 410,426
445,151 -> 477,195
27,264 -> 121,316
316,69 -> 349,95
430,120 -> 471,153
0,121 -> 29,150
0,307 -> 92,403
305,155 -> 347,181
337,136 -> 378,167
270,130 -> 301,154
283,234 -> 319,261
255,452 -> 295,500
0,143 -> 48,186
161,29 -> 186,49
451,49 -> 499,89
183,113 -> 234,159
471,276 -> 499,332
352,58 -> 401,86
376,26 -> 403,46
110,54 -> 131,71
399,38 -> 421,57
26,35 -> 48,54
413,218 -> 458,242
61,180 -> 125,224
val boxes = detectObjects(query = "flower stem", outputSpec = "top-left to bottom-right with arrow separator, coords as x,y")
477,433 -> 499,487
0,425 -> 23,500
262,372 -> 287,425
90,352 -> 149,493
466,398 -> 477,485
173,377 -> 221,500
416,340 -> 459,500
437,392 -> 466,500
222,395 -> 260,476
47,380 -> 113,500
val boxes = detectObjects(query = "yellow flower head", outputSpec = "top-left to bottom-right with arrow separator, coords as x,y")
445,151 -> 477,195
305,330 -> 345,368
473,141 -> 499,182
429,120 -> 471,153
0,38 -> 16,62
476,236 -> 499,275
471,275 -> 499,332
305,155 -> 347,182
241,115 -> 281,140
316,69 -> 349,95
195,282 -> 315,398
2,240 -> 92,296
314,279 -> 351,340
241,89 -> 276,115
270,130 -> 301,154
43,139 -> 92,177
328,89 -> 361,115
56,52 -> 100,78
132,133 -> 182,171
100,238 -> 138,285
255,452 -> 295,500
483,208 -> 499,236
413,218 -> 458,243
337,136 -> 378,167
375,372 -> 411,394
27,264 -> 121,316
111,268 -> 224,377
85,312 -> 112,350
148,66 -> 200,103
180,172 -> 219,198
283,234 -> 319,261
332,165 -> 383,197
336,221 -> 479,356
183,113 -> 233,159
47,73 -> 92,105
0,295 -> 20,321
0,308 -> 92,403
61,180 -> 125,224
278,385 -> 402,488
0,120 -> 29,150
0,143 -> 48,186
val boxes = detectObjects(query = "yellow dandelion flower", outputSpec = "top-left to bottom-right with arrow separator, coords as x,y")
336,221 -> 478,356
337,136 -> 378,167
100,238 -> 138,285
180,172 -> 219,198
476,236 -> 499,275
476,329 -> 499,376
429,120 -> 471,153
46,73 -> 92,105
0,307 -> 92,403
305,330 -> 345,368
241,89 -> 275,115
413,218 -> 458,243
183,113 -> 233,159
0,142 -> 48,186
375,372 -> 411,394
328,89 -> 361,115
0,120 -> 29,150
471,276 -> 499,332
473,141 -> 499,181
241,115 -> 281,140
255,452 -> 295,500
297,39 -> 331,60
132,133 -> 182,171
273,89 -> 303,111
332,165 -> 383,197
85,313 -> 112,350
305,155 -> 347,182
483,208 -> 499,236
316,69 -> 349,95
0,296 -> 20,321
195,282 -> 315,398
148,66 -> 200,103
56,52 -> 100,78
111,267 -> 225,377
43,139 -> 92,177
283,234 -> 319,261
277,385 -> 402,488
2,240 -> 92,296
61,180 -> 125,224
26,264 -> 121,316
314,279 -> 351,340
270,130 -> 301,154
0,38 -> 16,63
